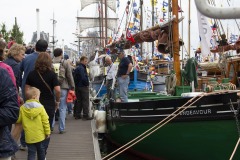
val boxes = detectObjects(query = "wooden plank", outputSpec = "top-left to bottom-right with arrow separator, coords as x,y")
15,115 -> 98,160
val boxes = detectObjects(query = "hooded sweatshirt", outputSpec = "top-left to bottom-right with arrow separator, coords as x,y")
17,99 -> 50,144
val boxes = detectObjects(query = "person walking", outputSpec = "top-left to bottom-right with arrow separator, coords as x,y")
0,67 -> 19,160
0,41 -> 20,160
4,43 -> 25,91
4,43 -> 25,158
105,56 -> 118,99
52,48 -> 75,134
25,52 -> 61,156
74,56 -> 92,120
19,39 -> 48,150
0,40 -> 16,87
16,87 -> 50,160
116,49 -> 133,102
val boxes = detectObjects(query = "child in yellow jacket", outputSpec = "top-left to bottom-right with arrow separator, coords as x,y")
16,87 -> 50,160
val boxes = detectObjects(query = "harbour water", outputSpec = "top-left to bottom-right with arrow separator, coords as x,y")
99,134 -> 143,160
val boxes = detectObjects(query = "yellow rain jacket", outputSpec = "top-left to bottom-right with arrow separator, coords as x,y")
17,99 -> 50,144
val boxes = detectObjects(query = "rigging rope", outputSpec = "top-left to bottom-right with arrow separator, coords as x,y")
113,4 -> 126,41
125,0 -> 135,31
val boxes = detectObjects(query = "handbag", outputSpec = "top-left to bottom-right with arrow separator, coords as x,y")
37,71 -> 54,95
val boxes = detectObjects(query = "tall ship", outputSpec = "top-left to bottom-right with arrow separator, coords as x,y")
89,0 -> 240,160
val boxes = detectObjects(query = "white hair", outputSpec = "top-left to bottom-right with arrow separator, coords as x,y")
105,55 -> 111,61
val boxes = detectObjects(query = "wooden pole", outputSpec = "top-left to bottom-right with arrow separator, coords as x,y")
172,0 -> 181,86
140,0 -> 143,56
104,0 -> 108,46
99,2 -> 102,46
101,0 -> 104,47
188,0 -> 191,57
151,0 -> 154,57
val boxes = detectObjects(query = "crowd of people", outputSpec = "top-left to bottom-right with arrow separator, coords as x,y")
0,37 -> 133,160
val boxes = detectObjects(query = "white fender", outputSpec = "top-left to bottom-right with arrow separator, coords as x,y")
94,110 -> 99,118
95,110 -> 106,133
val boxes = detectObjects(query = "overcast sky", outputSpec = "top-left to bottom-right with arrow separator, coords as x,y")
1,0 -> 240,55
1,0 -> 80,48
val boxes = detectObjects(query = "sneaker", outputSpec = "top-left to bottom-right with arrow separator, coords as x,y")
59,130 -> 66,134
51,127 -> 54,131
82,117 -> 93,121
19,144 -> 27,151
11,154 -> 16,160
74,116 -> 81,120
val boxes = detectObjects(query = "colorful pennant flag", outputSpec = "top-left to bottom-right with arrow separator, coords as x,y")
108,33 -> 113,44
163,1 -> 168,7
162,7 -> 167,13
128,22 -> 134,28
211,23 -> 217,31
136,14 -> 141,19
151,0 -> 157,6
178,5 -> 183,12
133,2 -> 137,7
126,30 -> 135,43
229,34 -> 239,43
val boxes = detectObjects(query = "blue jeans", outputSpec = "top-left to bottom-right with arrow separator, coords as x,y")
67,102 -> 73,114
42,138 -> 50,156
52,114 -> 55,128
20,130 -> 27,147
117,76 -> 130,102
59,89 -> 68,132
27,141 -> 45,160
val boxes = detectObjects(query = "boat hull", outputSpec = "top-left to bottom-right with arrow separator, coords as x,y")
106,91 -> 240,160
107,120 -> 239,160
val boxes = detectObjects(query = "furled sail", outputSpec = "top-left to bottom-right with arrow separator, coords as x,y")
197,10 -> 213,58
77,17 -> 118,32
80,0 -> 116,12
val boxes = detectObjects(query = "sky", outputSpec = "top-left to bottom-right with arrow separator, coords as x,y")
1,0 -> 80,49
0,0 -> 240,55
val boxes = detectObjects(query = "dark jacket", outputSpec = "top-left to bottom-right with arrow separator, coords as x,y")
4,57 -> 22,90
20,52 -> 39,100
74,63 -> 89,87
0,68 -> 19,158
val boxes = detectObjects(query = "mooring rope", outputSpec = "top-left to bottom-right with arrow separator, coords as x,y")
229,99 -> 240,160
229,138 -> 240,160
102,90 -> 232,160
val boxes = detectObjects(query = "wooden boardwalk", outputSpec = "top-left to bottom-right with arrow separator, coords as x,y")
15,114 -> 101,160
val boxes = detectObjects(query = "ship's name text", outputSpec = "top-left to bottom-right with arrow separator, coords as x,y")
180,109 -> 212,116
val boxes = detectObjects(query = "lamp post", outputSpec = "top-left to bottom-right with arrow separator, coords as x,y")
50,13 -> 57,52
72,33 -> 81,56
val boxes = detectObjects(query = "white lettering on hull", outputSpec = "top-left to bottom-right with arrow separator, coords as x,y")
180,109 -> 212,116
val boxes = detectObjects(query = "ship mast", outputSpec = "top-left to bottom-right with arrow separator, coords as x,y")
140,0 -> 143,56
172,0 -> 181,86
